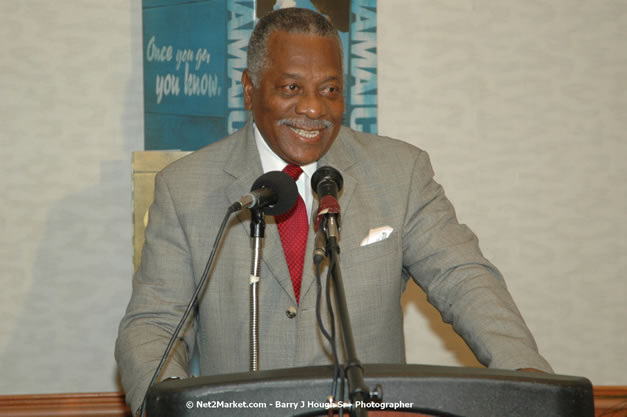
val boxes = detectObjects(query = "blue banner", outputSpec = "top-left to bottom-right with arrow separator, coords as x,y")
143,0 -> 377,150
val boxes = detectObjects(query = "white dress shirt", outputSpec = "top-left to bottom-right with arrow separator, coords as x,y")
253,124 -> 317,223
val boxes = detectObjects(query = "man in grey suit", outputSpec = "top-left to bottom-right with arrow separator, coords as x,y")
116,7 -> 552,413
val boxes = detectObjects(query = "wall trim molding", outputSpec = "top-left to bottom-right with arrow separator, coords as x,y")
594,386 -> 627,416
0,392 -> 131,417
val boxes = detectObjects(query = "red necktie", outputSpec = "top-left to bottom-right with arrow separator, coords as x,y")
275,164 -> 308,304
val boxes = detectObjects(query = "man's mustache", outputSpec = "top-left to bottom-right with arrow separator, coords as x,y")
278,118 -> 333,130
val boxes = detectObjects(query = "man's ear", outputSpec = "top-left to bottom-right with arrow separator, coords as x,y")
242,69 -> 254,110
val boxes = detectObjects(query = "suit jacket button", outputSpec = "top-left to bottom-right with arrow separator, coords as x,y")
286,306 -> 297,319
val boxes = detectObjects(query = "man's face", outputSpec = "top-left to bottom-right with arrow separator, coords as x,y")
243,31 -> 345,166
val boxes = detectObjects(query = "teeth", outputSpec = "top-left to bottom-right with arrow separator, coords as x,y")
289,127 -> 320,138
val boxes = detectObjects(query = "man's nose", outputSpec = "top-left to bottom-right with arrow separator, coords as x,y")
295,90 -> 326,119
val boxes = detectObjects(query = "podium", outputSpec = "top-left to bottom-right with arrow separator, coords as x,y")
146,364 -> 594,417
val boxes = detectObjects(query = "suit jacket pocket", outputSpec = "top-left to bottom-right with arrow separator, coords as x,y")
339,234 -> 400,270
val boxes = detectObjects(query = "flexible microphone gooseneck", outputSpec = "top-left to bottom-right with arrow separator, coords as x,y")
311,166 -> 380,417
244,171 -> 298,372
311,166 -> 345,409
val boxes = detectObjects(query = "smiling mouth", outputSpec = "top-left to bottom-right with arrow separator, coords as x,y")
278,118 -> 332,140
288,126 -> 321,138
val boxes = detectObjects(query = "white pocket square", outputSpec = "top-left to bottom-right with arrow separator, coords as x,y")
360,226 -> 394,247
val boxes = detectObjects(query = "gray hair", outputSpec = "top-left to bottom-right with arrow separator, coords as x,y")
247,7 -> 343,87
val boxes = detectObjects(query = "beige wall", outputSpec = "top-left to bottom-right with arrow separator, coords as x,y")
378,0 -> 627,383
0,0 -> 143,394
0,0 -> 625,394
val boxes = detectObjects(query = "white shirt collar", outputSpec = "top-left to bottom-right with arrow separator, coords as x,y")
253,124 -> 317,177
253,123 -> 317,221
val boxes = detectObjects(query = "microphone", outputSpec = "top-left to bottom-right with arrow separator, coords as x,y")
230,171 -> 298,216
311,166 -> 343,264
311,166 -> 344,232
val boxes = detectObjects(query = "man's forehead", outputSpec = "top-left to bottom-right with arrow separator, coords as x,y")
265,32 -> 342,66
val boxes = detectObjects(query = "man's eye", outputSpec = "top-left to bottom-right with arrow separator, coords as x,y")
284,84 -> 299,93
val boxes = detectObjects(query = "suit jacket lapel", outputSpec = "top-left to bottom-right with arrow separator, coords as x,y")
222,122 -> 296,302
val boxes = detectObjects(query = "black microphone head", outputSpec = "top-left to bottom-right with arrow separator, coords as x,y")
250,171 -> 298,215
311,166 -> 343,196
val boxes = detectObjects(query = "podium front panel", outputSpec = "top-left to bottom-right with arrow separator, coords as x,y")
146,364 -> 594,417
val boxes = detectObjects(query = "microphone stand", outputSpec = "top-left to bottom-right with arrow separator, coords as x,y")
321,216 -> 381,417
249,208 -> 264,371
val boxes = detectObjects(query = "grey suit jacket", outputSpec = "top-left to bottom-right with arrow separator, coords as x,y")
116,122 -> 552,412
